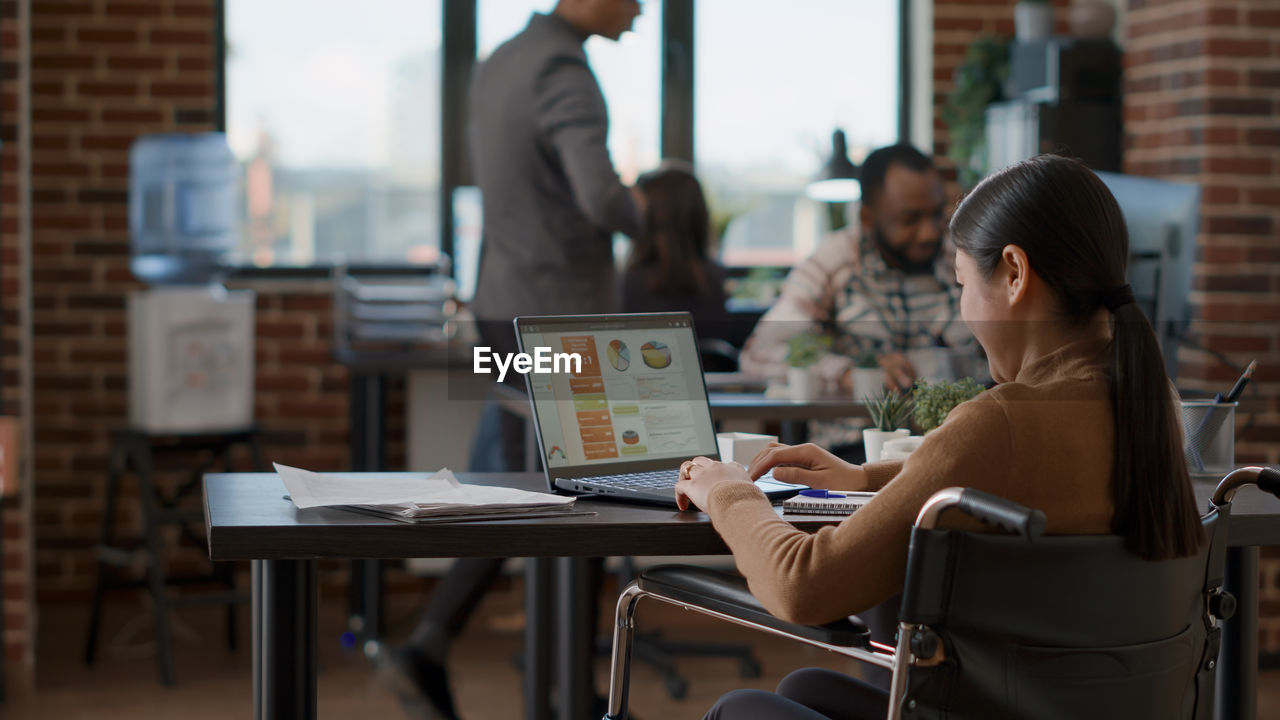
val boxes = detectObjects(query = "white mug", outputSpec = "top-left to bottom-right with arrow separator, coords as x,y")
716,432 -> 777,466
881,435 -> 925,461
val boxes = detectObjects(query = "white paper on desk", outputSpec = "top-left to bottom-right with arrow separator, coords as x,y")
274,463 -> 576,518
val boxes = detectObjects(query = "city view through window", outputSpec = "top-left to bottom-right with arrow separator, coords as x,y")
226,1 -> 898,270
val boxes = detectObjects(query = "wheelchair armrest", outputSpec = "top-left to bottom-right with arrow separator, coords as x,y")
637,565 -> 871,648
917,487 -> 1045,539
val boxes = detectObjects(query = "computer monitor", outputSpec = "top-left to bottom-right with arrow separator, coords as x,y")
1094,171 -> 1200,382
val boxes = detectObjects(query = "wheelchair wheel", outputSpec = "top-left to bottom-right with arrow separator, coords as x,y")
740,658 -> 762,678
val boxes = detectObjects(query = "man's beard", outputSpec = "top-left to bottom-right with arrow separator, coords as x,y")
871,225 -> 940,276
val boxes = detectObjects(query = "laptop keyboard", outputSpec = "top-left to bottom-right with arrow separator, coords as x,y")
591,470 -> 678,490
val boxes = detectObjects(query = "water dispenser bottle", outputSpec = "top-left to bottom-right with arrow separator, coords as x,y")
129,133 -> 238,284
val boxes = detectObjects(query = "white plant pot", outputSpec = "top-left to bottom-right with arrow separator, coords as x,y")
1015,2 -> 1054,42
851,368 -> 884,403
862,428 -> 909,464
787,366 -> 816,401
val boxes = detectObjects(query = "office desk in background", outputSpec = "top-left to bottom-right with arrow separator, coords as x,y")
493,378 -> 870,456
205,471 -> 1280,720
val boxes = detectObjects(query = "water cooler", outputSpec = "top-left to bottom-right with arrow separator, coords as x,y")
127,133 -> 255,432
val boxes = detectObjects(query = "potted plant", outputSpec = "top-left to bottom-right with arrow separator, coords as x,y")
912,377 -> 986,433
851,348 -> 884,402
941,36 -> 1011,188
786,332 -> 831,401
862,388 -> 914,463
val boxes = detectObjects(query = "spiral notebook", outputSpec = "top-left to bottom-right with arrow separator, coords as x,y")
782,491 -> 876,515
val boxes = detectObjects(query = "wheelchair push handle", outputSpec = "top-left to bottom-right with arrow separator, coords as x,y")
916,487 -> 1047,540
1211,466 -> 1280,506
1258,467 -> 1280,497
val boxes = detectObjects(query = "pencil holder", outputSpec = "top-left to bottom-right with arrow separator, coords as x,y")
1180,400 -> 1235,476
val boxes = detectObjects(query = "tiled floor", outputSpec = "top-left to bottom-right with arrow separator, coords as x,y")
6,575 -> 1280,719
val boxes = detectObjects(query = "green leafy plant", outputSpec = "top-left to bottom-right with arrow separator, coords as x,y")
912,377 -> 985,433
786,332 -> 832,369
730,266 -> 786,304
865,388 -> 915,432
941,36 -> 1011,188
853,348 -> 880,369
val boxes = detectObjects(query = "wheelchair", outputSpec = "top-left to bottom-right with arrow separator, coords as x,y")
603,466 -> 1280,719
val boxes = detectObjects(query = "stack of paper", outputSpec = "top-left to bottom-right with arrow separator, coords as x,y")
275,463 -> 580,523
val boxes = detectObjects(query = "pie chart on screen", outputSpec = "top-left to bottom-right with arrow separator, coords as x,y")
640,341 -> 672,369
607,339 -> 630,371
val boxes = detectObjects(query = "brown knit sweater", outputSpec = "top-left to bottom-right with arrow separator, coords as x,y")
705,336 -> 1117,625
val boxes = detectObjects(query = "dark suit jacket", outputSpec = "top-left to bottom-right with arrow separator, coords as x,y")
468,13 -> 640,322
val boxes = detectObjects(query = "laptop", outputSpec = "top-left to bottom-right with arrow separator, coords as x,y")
513,312 -> 807,507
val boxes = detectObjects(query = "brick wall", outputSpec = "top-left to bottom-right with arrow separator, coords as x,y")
2,0 -> 31,683
1123,0 -> 1280,652
23,0 -> 406,613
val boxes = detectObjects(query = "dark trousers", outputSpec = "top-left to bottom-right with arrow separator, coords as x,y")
704,667 -> 889,720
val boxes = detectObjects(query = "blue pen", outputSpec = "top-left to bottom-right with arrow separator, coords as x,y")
799,489 -> 846,498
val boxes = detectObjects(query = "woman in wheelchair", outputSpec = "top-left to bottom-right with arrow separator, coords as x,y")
675,154 -> 1205,720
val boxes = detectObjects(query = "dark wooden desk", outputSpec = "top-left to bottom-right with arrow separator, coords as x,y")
205,472 -> 1280,720
205,471 -> 843,720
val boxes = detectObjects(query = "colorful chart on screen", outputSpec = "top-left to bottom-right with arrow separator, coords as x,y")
640,341 -> 672,369
606,339 -> 630,372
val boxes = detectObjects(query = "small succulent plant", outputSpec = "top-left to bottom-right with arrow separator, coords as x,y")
865,387 -> 915,432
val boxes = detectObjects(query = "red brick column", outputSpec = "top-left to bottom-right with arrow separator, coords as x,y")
1,0 -> 32,685
1124,0 -> 1280,652
22,1 -> 383,612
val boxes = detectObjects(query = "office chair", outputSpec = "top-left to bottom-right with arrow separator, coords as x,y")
698,337 -> 742,373
603,467 -> 1280,719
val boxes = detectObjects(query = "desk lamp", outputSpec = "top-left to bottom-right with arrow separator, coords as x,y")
806,128 -> 861,203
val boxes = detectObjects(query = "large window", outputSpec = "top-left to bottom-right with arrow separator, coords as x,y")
226,0 -> 443,267
477,1 -> 663,184
696,1 -> 900,266
223,1 -> 900,269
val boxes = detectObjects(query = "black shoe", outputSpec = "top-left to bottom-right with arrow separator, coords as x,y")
379,646 -> 460,720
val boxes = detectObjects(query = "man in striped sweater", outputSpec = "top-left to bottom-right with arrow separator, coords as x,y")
740,144 -> 976,459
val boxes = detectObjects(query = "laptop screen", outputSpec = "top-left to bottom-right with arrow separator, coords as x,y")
515,313 -> 720,477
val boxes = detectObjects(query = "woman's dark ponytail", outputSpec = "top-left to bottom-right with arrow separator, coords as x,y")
951,155 -> 1203,561
1109,300 -> 1203,559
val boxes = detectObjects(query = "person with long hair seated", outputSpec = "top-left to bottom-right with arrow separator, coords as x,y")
621,161 -> 730,345
674,154 -> 1205,720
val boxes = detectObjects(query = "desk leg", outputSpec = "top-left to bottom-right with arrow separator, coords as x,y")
556,557 -> 594,720
252,562 -> 261,718
254,559 -> 317,720
1217,546 -> 1258,720
779,420 -> 806,446
525,559 -> 553,720
349,371 -> 387,643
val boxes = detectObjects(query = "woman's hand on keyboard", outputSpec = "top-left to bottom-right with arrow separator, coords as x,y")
745,443 -> 867,492
676,457 -> 752,512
